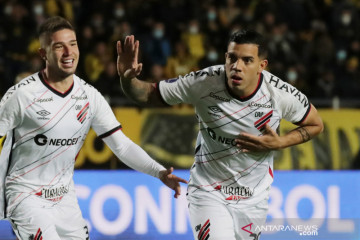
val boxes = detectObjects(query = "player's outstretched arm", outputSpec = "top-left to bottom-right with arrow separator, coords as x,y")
102,130 -> 187,198
117,35 -> 166,106
159,167 -> 188,199
235,104 -> 324,152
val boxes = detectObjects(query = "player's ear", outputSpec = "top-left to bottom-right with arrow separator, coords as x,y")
259,59 -> 268,72
38,48 -> 47,61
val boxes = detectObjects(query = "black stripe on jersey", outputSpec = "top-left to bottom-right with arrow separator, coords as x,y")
98,125 -> 122,139
195,145 -> 201,154
200,98 -> 272,130
156,82 -> 172,106
225,72 -> 263,102
38,71 -> 74,98
294,104 -> 311,125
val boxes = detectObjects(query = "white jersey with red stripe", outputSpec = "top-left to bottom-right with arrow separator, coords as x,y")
0,71 -> 121,219
158,65 -> 311,208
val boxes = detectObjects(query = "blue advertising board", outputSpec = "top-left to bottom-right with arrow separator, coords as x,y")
0,170 -> 359,239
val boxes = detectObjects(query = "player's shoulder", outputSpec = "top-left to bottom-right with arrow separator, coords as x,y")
75,75 -> 100,94
74,75 -> 104,100
0,72 -> 41,104
179,65 -> 225,84
262,70 -> 299,95
261,70 -> 309,106
11,72 -> 41,92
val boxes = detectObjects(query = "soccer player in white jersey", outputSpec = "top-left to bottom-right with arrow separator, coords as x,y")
0,16 -> 187,240
117,30 -> 324,240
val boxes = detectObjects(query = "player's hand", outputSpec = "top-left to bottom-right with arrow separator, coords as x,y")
159,167 -> 188,199
117,35 -> 143,79
235,124 -> 283,152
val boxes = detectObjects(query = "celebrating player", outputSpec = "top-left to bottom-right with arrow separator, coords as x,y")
117,30 -> 324,239
0,16 -> 187,239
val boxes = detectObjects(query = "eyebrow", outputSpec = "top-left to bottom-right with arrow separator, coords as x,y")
53,39 -> 77,45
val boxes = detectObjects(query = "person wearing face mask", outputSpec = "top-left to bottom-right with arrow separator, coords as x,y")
142,22 -> 171,71
331,4 -> 360,48
0,16 -> 187,239
117,29 -> 323,240
181,19 -> 205,61
198,45 -> 221,69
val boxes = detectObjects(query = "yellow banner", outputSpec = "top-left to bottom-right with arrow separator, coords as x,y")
1,108 -> 359,170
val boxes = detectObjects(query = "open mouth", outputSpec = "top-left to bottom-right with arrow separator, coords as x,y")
61,59 -> 74,67
231,75 -> 243,84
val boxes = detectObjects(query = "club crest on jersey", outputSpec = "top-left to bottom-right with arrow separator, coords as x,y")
196,219 -> 210,240
254,110 -> 273,131
77,102 -> 89,124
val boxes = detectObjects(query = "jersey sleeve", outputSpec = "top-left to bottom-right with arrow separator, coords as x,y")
280,85 -> 311,125
158,73 -> 197,105
0,89 -> 23,136
90,88 -> 121,136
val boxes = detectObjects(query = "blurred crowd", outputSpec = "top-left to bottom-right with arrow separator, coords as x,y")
0,0 -> 359,106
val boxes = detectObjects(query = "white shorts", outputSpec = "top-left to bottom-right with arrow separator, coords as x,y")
188,189 -> 269,240
9,190 -> 89,240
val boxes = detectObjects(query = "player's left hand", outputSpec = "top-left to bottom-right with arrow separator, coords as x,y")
159,167 -> 188,199
235,124 -> 283,152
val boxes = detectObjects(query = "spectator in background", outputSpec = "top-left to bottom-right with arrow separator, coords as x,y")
218,0 -> 241,28
331,2 -> 360,49
165,40 -> 198,78
147,64 -> 166,83
267,23 -> 298,70
2,1 -> 35,91
1,0 -> 360,106
201,3 -> 227,51
45,0 -> 74,23
337,56 -> 360,98
198,45 -> 222,69
98,61 -> 126,104
312,70 -> 338,99
84,41 -> 110,83
181,19 -> 205,61
142,22 -> 172,68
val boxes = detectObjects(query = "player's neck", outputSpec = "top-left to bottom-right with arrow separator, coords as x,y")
42,69 -> 74,94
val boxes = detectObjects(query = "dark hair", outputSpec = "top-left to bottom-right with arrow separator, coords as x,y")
228,30 -> 267,57
38,16 -> 74,46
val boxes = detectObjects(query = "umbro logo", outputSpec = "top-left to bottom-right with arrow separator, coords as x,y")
208,106 -> 222,113
36,110 -> 51,117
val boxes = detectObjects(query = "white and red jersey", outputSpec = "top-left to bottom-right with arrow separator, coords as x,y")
158,65 -> 311,207
0,71 -> 121,218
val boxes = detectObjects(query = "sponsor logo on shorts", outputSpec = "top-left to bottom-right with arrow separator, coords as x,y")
214,184 -> 253,200
35,184 -> 70,201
